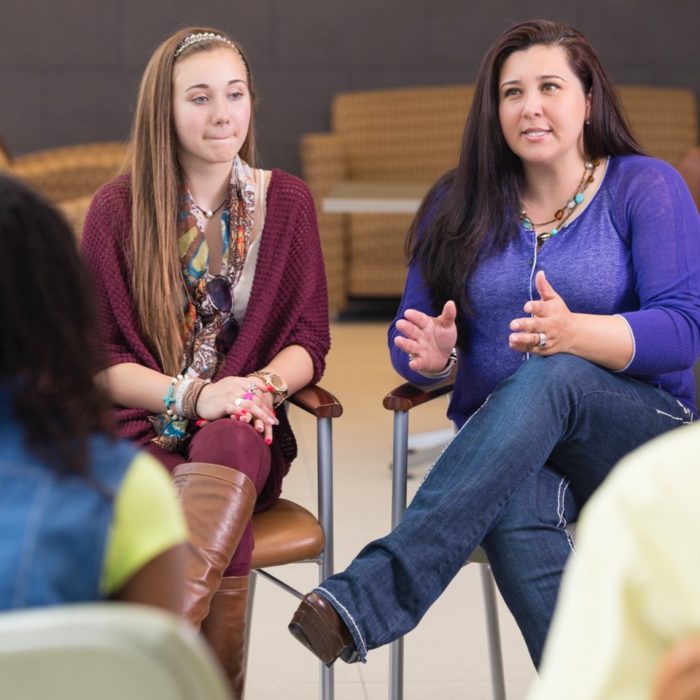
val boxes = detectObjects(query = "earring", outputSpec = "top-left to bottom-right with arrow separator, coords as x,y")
585,119 -> 591,125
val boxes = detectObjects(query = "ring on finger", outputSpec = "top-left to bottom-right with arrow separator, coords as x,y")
248,383 -> 259,393
408,353 -> 415,361
537,332 -> 547,348
234,397 -> 244,407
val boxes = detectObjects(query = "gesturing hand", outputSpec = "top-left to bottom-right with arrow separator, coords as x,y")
509,271 -> 576,355
394,300 -> 458,374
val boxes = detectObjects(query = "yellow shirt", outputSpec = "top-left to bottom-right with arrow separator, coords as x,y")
100,452 -> 187,595
528,421 -> 700,700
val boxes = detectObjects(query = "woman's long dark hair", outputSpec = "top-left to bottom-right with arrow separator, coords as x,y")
408,19 -> 643,345
0,174 -> 112,475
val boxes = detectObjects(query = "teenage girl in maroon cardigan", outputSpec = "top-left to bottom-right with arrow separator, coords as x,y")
82,27 -> 329,698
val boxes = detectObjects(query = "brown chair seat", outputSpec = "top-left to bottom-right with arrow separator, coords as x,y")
251,498 -> 324,569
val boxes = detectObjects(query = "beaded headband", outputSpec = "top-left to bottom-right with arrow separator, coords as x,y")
174,32 -> 239,59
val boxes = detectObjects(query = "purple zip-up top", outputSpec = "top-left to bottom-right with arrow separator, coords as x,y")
389,155 -> 700,425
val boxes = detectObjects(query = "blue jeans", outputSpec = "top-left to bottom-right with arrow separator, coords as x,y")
317,355 -> 693,665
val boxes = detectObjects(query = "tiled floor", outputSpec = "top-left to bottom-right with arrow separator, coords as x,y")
245,322 -> 537,699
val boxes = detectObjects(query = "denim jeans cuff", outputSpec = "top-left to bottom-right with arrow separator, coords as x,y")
315,586 -> 368,662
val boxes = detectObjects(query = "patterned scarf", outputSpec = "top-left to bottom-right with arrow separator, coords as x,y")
150,156 -> 256,450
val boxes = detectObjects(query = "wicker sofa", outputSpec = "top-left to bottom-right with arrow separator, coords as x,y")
301,85 -> 700,314
0,140 -> 127,204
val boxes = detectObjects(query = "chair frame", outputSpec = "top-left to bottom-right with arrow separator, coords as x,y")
247,384 -> 341,700
383,379 -> 507,700
0,603 -> 230,700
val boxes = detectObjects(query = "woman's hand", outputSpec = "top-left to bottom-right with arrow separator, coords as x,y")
195,376 -> 278,444
509,270 -> 634,369
394,300 -> 458,374
509,271 -> 576,355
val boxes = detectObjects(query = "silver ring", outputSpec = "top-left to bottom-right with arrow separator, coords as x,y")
537,332 -> 547,348
248,383 -> 259,393
408,353 -> 415,361
234,397 -> 243,407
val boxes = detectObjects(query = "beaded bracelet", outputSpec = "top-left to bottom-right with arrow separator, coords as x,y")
162,374 -> 184,419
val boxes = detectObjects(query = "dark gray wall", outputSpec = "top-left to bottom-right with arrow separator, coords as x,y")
2,0 -> 698,175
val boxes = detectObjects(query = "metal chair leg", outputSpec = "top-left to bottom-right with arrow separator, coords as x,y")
480,564 -> 507,700
389,637 -> 404,700
389,407 -> 507,700
318,415 -> 335,700
389,410 -> 409,700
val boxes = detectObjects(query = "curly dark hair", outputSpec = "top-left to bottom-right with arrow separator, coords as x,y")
0,174 -> 113,475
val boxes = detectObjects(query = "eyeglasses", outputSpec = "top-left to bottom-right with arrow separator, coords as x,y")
205,276 -> 240,352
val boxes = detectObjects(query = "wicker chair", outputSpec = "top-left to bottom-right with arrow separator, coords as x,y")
0,135 -> 12,171
56,195 -> 95,241
2,141 -> 127,203
301,84 -> 699,314
678,147 -> 700,210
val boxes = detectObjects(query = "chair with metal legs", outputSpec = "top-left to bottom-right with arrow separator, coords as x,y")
383,378 -> 507,700
245,384 -> 342,700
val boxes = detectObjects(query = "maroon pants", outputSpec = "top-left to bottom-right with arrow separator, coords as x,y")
145,419 -> 272,576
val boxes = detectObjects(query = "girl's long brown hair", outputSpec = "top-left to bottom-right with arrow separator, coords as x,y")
128,26 -> 257,374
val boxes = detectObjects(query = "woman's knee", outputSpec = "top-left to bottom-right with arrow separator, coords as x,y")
508,354 -> 604,397
188,418 -> 270,479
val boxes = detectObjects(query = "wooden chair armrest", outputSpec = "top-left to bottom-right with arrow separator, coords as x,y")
288,384 -> 343,419
382,375 -> 455,412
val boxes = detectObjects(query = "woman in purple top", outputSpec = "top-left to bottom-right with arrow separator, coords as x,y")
289,20 -> 700,669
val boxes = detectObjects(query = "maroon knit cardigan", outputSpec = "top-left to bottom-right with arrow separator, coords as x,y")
81,170 -> 330,509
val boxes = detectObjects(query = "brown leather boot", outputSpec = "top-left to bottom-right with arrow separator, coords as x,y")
172,462 -> 256,630
201,576 -> 250,700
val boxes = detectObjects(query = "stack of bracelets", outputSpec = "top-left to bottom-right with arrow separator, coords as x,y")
162,375 -> 212,420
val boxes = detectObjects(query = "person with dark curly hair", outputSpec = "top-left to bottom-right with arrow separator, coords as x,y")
0,173 -> 186,614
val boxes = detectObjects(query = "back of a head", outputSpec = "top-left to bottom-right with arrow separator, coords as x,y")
0,174 -> 110,474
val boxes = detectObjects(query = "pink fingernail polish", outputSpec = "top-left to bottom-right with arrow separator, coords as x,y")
264,437 -> 272,446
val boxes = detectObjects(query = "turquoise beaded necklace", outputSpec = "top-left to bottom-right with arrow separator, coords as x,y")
520,158 -> 600,248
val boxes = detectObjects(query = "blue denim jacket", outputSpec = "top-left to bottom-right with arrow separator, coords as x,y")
0,392 -> 136,609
